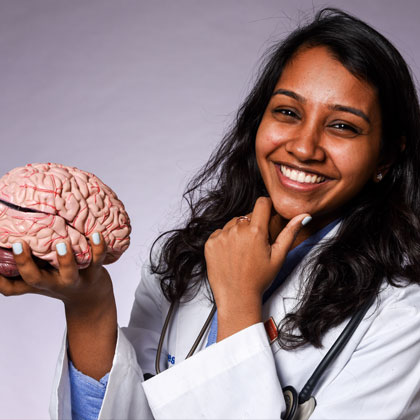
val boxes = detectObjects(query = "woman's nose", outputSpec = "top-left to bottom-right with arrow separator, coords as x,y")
285,122 -> 326,162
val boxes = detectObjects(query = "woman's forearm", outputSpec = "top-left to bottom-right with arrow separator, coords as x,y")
65,291 -> 117,380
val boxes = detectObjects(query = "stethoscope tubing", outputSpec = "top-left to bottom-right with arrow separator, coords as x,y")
282,296 -> 375,420
155,301 -> 216,374
298,295 -> 375,404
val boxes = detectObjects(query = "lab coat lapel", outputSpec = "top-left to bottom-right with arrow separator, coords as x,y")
267,222 -> 342,324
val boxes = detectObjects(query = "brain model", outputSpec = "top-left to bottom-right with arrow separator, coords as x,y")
0,163 -> 131,277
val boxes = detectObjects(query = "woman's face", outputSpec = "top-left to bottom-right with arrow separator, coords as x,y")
256,46 -> 382,227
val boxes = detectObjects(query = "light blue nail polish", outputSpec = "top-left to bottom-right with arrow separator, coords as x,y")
12,242 -> 23,255
56,242 -> 67,256
92,232 -> 100,245
301,216 -> 312,226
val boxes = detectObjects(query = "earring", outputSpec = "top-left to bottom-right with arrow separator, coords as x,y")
376,173 -> 383,181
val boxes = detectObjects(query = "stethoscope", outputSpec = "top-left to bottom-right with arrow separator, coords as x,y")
154,297 -> 374,420
155,301 -> 217,374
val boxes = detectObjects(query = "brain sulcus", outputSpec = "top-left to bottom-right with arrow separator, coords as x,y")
0,163 -> 131,277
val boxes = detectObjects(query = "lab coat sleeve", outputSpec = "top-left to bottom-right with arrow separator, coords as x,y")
311,284 -> 420,420
49,260 -> 162,419
49,326 -> 154,420
142,322 -> 286,419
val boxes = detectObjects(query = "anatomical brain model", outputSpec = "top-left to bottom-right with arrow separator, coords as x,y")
0,163 -> 131,277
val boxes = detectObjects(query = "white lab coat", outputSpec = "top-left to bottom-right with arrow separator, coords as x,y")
49,226 -> 420,419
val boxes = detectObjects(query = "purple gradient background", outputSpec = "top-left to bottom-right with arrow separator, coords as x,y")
0,1 -> 419,418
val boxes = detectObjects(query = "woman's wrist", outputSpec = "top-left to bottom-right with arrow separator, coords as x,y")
64,285 -> 116,321
216,297 -> 262,342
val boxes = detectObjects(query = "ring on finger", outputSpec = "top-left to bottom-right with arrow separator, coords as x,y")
236,215 -> 251,224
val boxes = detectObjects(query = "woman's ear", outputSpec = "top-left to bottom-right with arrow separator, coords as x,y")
373,166 -> 388,183
373,136 -> 405,183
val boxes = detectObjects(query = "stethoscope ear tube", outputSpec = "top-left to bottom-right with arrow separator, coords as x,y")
298,296 -> 375,405
155,300 -> 177,374
155,301 -> 216,374
282,296 -> 375,419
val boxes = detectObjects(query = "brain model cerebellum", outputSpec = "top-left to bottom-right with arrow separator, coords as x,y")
0,163 -> 131,277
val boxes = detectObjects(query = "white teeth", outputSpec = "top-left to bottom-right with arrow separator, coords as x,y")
297,172 -> 305,182
279,165 -> 325,184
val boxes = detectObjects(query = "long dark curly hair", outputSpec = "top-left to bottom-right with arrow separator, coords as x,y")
150,8 -> 420,349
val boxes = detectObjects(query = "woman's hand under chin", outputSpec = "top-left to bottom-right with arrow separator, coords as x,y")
204,196 -> 311,341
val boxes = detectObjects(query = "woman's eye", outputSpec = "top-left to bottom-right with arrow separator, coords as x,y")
329,122 -> 361,136
273,108 -> 300,119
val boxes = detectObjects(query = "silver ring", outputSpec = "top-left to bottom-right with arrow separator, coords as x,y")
236,215 -> 251,224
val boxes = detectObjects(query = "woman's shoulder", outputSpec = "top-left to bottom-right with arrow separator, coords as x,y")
134,255 -> 209,314
378,279 -> 420,311
363,280 -> 420,343
132,259 -> 163,305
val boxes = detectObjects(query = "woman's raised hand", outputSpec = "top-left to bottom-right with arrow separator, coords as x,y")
204,197 -> 310,341
0,233 -> 117,380
0,233 -> 111,308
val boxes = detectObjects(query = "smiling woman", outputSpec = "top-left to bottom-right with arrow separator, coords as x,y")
148,7 -> 420,417
2,6 -> 420,420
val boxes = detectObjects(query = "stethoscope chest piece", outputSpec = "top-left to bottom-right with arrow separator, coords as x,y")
283,386 -> 298,420
283,386 -> 316,420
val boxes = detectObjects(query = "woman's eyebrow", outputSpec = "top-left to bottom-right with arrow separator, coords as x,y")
272,89 -> 370,124
329,105 -> 371,124
272,89 -> 306,103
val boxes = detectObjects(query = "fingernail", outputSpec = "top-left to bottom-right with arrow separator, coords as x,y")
56,242 -> 67,256
301,216 -> 312,226
12,242 -> 23,255
92,232 -> 100,245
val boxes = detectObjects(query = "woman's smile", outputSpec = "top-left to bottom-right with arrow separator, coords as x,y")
256,45 -> 383,225
278,164 -> 326,184
275,163 -> 329,192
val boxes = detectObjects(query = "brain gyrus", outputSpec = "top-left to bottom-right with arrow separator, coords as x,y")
0,163 -> 131,277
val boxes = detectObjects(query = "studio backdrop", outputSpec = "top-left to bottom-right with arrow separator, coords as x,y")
0,1 -> 419,418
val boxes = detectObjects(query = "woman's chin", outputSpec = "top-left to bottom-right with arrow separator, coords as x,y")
272,203 -> 312,222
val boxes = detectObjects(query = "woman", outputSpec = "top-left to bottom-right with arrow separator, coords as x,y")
2,8 -> 420,419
